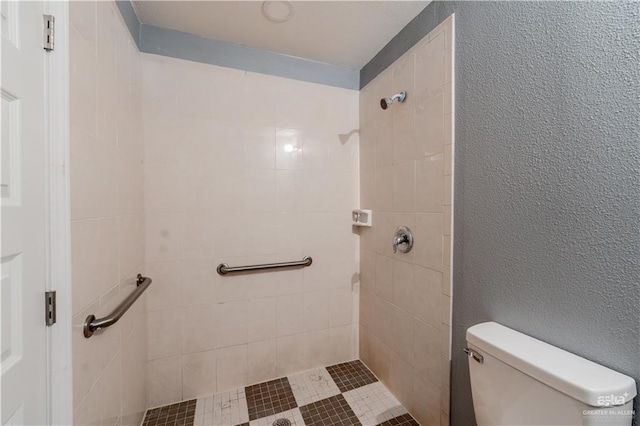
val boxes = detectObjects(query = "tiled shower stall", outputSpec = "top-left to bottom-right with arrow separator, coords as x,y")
359,17 -> 454,426
69,2 -> 454,425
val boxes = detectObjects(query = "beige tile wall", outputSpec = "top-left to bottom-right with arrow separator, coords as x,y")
358,16 -> 454,426
70,1 -> 147,425
142,54 -> 360,408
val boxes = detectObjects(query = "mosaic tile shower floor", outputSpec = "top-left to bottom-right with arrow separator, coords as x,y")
142,360 -> 419,426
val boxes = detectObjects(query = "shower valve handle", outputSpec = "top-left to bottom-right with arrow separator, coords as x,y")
392,226 -> 414,254
393,234 -> 409,253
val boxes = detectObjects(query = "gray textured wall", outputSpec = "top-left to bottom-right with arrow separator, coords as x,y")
365,2 -> 640,425
451,2 -> 640,425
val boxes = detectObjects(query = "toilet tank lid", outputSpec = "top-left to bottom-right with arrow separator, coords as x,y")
466,322 -> 637,407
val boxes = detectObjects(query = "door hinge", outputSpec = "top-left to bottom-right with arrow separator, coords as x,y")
45,291 -> 57,326
43,14 -> 55,51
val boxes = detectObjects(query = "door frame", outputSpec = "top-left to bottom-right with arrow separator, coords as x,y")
43,0 -> 73,424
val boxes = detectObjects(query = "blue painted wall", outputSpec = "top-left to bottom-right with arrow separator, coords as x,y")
115,1 -> 359,89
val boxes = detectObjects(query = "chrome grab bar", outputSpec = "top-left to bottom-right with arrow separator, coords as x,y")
217,256 -> 313,276
83,274 -> 152,338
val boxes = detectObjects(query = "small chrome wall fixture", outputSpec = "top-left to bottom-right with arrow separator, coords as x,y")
464,347 -> 484,364
380,91 -> 407,110
392,226 -> 413,253
352,209 -> 372,227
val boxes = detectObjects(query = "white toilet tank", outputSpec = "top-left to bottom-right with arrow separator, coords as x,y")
466,322 -> 637,426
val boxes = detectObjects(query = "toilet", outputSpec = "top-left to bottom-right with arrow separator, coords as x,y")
466,322 -> 637,426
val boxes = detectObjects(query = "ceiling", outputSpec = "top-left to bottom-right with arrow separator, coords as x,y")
131,1 -> 430,69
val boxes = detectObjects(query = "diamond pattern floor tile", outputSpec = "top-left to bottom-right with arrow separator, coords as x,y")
299,394 -> 361,426
193,388 -> 249,426
144,400 -> 197,426
343,382 -> 407,426
245,377 -> 298,421
288,367 -> 341,407
375,413 -> 420,426
248,407 -> 305,426
145,360 -> 417,426
326,360 -> 378,393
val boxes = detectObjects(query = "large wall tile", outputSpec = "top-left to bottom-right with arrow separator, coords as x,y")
145,214 -> 182,262
71,218 -> 119,315
389,353 -> 414,412
375,254 -> 394,300
148,356 -> 182,408
413,266 -> 442,330
276,333 -> 306,376
306,329 -> 331,368
247,297 -> 277,342
182,350 -> 217,400
145,261 -> 182,312
391,306 -> 414,365
119,215 -> 144,279
303,290 -> 329,331
414,213 -> 443,270
247,340 -> 277,385
328,288 -> 354,327
413,374 -> 441,426
393,162 -> 416,212
181,259 -> 217,307
70,126 -> 117,220
329,325 -> 354,364
415,93 -> 444,158
183,305 -> 218,353
72,301 -> 102,408
392,112 -> 416,164
70,27 -> 97,136
277,293 -> 306,336
375,121 -> 394,170
216,345 -> 248,391
413,318 -> 442,386
147,309 -> 182,360
391,53 -> 415,116
392,259 -> 415,313
416,154 -> 444,213
99,352 -> 122,425
415,33 -> 445,101
216,301 -> 248,348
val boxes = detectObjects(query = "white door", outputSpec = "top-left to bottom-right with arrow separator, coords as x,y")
1,1 -> 49,424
